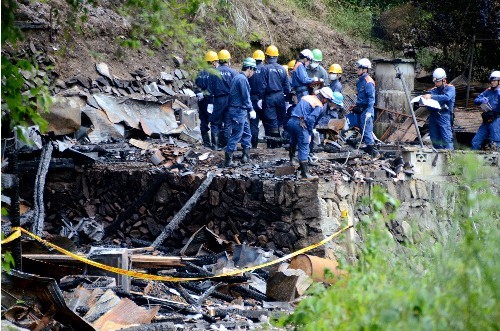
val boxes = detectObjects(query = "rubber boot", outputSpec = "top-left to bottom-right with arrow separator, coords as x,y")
289,145 -> 296,165
224,151 -> 234,167
251,136 -> 258,149
202,132 -> 211,148
364,145 -> 380,158
299,161 -> 318,180
211,132 -> 221,151
271,129 -> 281,148
241,148 -> 250,164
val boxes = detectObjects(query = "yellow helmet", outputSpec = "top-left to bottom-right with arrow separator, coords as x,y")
328,63 -> 343,74
252,50 -> 265,61
287,60 -> 296,69
218,49 -> 231,61
265,45 -> 279,57
205,51 -> 219,62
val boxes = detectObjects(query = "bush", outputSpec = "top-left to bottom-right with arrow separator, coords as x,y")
275,155 -> 499,330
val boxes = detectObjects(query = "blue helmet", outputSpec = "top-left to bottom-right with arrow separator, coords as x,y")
332,92 -> 344,106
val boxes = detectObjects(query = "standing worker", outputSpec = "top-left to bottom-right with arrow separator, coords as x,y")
224,58 -> 257,167
248,50 -> 266,148
306,49 -> 329,86
207,49 -> 238,151
286,87 -> 335,180
422,68 -> 456,150
291,49 -> 316,100
195,51 -> 219,147
352,58 -> 378,157
328,63 -> 343,93
471,70 -> 499,150
261,45 -> 290,148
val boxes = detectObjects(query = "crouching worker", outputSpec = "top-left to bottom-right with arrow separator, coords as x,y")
224,58 -> 257,167
471,70 -> 500,150
286,86 -> 335,180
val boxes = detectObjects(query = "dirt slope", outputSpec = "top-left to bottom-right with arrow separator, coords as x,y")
14,0 -> 383,83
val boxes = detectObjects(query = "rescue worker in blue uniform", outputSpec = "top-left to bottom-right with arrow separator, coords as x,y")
207,49 -> 238,151
286,87 -> 334,180
248,50 -> 266,148
317,91 -> 345,126
195,51 -> 219,147
349,58 -> 378,157
306,49 -> 329,86
224,58 -> 257,167
471,70 -> 500,150
291,49 -> 316,100
423,68 -> 456,150
328,64 -> 343,93
261,45 -> 291,148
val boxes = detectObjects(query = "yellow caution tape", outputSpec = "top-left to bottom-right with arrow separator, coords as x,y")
11,225 -> 351,282
1,228 -> 22,244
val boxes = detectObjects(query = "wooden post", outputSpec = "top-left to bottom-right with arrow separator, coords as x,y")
152,172 -> 214,249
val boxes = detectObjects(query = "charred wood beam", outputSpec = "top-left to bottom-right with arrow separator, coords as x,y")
168,283 -> 197,306
130,239 -> 173,254
33,142 -> 54,236
8,150 -> 22,269
231,285 -> 269,302
103,173 -> 169,238
152,173 -> 214,248
212,308 -> 271,320
182,283 -> 236,303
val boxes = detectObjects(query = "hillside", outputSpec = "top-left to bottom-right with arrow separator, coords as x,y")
13,0 -> 383,83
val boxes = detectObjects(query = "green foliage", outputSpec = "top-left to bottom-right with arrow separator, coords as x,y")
275,156 -> 499,330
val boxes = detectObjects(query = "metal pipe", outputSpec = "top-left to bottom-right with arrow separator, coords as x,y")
396,66 -> 424,148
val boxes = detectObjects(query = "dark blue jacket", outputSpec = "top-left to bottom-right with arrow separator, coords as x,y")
291,62 -> 314,89
474,87 -> 500,112
229,73 -> 252,110
209,64 -> 238,97
262,58 -> 290,96
248,62 -> 265,100
356,73 -> 375,113
429,84 -> 456,112
330,79 -> 343,93
291,95 -> 324,132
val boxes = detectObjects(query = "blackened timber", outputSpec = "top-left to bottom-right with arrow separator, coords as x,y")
152,173 -> 215,248
182,283 -> 236,303
232,285 -> 269,302
103,173 -> 168,238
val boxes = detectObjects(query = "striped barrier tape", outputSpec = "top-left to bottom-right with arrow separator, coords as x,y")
7,225 -> 351,282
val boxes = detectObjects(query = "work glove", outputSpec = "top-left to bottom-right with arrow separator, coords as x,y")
343,117 -> 350,130
285,102 -> 291,110
365,112 -> 372,119
207,104 -> 214,114
196,93 -> 204,101
313,77 -> 319,82
257,99 -> 263,109
319,78 -> 324,82
249,110 -> 257,119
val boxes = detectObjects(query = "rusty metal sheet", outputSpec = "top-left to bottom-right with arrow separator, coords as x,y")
42,96 -> 85,135
93,94 -> 178,135
1,270 -> 95,331
92,297 -> 160,331
82,105 -> 125,143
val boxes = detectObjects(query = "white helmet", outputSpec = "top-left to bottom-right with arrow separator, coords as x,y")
318,86 -> 334,101
489,70 -> 500,81
433,68 -> 447,82
356,58 -> 371,69
300,49 -> 313,61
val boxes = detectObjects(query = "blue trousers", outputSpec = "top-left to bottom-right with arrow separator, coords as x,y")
471,117 -> 500,150
286,117 -> 310,162
346,109 -> 374,145
226,107 -> 252,152
210,95 -> 229,140
263,92 -> 285,135
428,112 -> 453,149
198,97 -> 210,135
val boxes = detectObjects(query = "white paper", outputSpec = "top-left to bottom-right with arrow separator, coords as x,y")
411,96 -> 441,110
